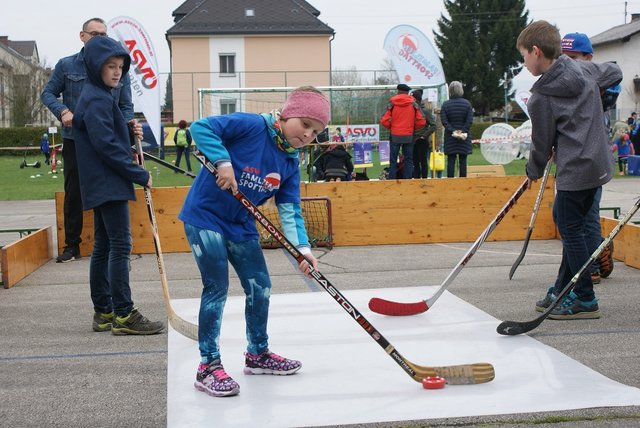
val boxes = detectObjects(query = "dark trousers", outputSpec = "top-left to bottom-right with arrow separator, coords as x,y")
552,188 -> 598,301
62,138 -> 83,247
447,154 -> 468,178
175,145 -> 192,172
90,200 -> 134,316
413,138 -> 429,178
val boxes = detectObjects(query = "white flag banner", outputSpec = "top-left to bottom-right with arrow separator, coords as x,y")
383,25 -> 446,86
515,90 -> 531,118
107,16 -> 161,147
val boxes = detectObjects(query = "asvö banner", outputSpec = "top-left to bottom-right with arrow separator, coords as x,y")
383,25 -> 446,86
107,16 -> 161,147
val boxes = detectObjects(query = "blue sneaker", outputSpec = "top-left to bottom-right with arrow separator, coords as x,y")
548,291 -> 600,320
535,287 -> 556,313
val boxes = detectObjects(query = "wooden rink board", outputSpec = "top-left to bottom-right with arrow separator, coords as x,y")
1,226 -> 53,289
55,176 -> 556,255
52,176 -> 640,269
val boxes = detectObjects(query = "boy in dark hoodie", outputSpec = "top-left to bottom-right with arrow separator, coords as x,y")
72,35 -> 164,335
517,21 -> 622,320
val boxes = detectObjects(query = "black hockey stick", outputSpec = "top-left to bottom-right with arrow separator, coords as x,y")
131,147 -> 196,178
368,178 -> 530,316
509,161 -> 552,279
497,196 -> 640,336
193,148 -> 494,385
133,137 -> 198,341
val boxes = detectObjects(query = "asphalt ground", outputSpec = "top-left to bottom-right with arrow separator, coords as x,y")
0,177 -> 639,427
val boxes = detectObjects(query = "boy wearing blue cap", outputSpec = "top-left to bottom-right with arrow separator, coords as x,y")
561,32 -> 617,285
517,21 -> 622,320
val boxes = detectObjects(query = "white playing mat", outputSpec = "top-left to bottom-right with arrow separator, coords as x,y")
167,286 -> 640,427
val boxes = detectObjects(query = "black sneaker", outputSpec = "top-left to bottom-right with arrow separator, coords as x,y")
56,246 -> 80,263
92,311 -> 114,332
111,309 -> 165,336
598,240 -> 614,278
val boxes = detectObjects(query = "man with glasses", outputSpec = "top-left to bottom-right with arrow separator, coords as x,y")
42,18 -> 135,263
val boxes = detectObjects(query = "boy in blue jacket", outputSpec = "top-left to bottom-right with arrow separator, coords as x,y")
179,86 -> 330,397
517,21 -> 622,320
72,35 -> 164,336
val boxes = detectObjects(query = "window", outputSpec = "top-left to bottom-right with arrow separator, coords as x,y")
220,99 -> 236,115
219,54 -> 235,75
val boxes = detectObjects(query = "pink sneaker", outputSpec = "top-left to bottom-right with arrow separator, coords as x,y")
194,361 -> 240,397
243,350 -> 302,375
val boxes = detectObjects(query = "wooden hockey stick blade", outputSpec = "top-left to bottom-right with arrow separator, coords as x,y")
408,361 -> 495,384
368,297 -> 428,316
193,149 -> 494,385
497,196 -> 640,336
134,135 -> 198,341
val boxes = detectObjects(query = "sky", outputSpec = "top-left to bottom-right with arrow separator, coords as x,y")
1,0 -> 636,93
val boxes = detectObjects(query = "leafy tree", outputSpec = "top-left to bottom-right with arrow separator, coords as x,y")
434,0 -> 528,116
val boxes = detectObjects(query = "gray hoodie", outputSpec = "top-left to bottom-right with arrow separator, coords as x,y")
526,54 -> 622,191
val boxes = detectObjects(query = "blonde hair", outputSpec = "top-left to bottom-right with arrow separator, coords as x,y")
517,20 -> 561,60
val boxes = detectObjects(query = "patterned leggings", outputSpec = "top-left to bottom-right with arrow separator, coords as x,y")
184,223 -> 272,364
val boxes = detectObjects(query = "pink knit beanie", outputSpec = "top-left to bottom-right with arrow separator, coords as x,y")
280,88 -> 330,128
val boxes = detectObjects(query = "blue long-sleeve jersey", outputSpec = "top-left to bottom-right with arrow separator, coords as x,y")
179,113 -> 311,249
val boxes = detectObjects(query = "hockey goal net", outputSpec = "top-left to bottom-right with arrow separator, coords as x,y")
257,197 -> 333,249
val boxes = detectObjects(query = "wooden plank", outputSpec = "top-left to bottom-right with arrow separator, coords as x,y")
601,217 -> 640,269
1,226 -> 53,289
467,165 -> 506,177
302,176 -> 556,246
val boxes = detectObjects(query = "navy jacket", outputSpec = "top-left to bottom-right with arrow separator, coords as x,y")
71,36 -> 149,210
440,96 -> 473,155
41,48 -> 133,141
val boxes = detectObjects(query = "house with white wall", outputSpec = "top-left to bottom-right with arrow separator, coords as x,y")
591,14 -> 640,120
166,0 -> 335,122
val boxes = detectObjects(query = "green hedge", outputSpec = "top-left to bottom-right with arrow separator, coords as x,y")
0,127 -> 58,149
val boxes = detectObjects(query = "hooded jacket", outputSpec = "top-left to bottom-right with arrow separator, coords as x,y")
72,36 -> 149,210
380,93 -> 426,144
526,54 -> 622,191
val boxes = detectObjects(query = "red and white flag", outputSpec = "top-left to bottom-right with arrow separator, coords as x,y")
383,24 -> 446,86
107,16 -> 161,146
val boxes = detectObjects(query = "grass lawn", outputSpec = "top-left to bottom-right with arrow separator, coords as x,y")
0,151 -> 195,201
2,146 -> 626,201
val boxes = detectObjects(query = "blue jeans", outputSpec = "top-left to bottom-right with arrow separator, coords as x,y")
389,142 -> 414,179
584,186 -> 603,273
184,223 -> 271,364
90,200 -> 134,316
552,188 -> 598,301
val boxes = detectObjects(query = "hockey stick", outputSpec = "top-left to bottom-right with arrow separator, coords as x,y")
141,148 -> 321,293
193,148 -> 494,385
497,196 -> 640,336
369,178 -> 530,316
131,147 -> 196,178
509,161 -> 552,279
133,136 -> 198,341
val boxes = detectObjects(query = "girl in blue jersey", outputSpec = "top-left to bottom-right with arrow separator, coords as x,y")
179,86 -> 330,397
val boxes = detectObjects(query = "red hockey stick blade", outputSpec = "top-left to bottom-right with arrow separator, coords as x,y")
368,298 -> 428,316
